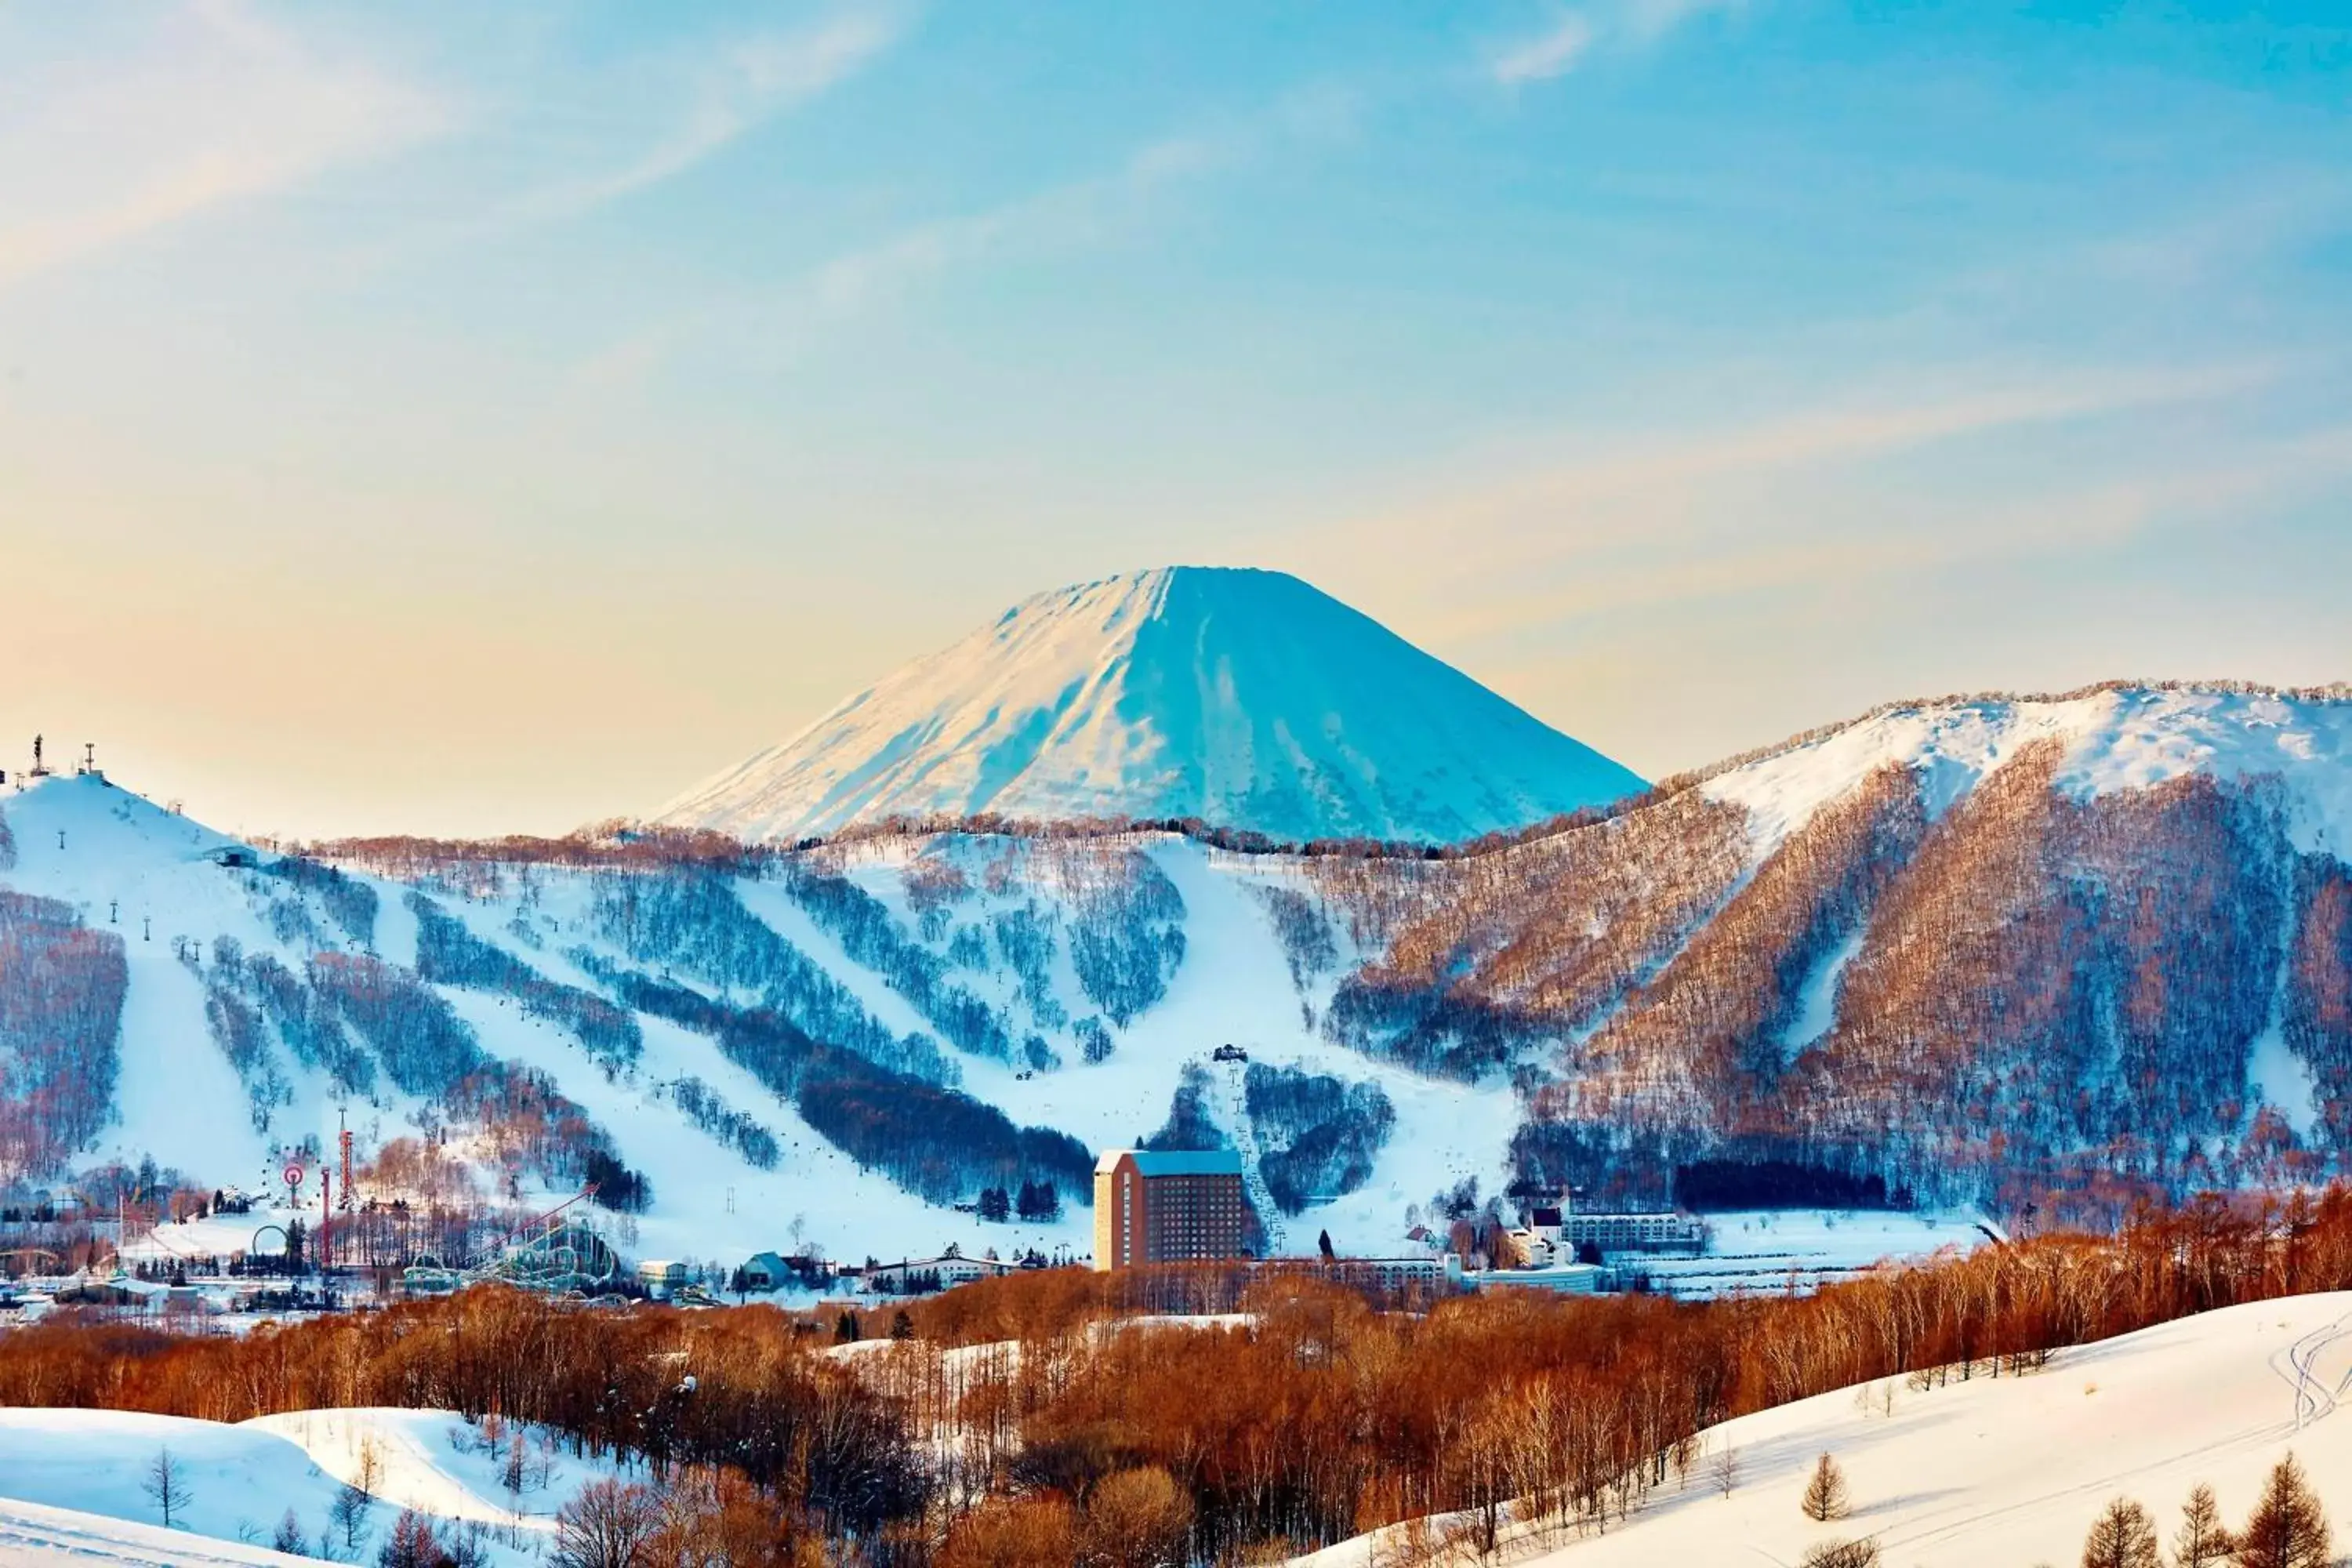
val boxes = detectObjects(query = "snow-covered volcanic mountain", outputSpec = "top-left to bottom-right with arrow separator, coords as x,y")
654,566 -> 1646,845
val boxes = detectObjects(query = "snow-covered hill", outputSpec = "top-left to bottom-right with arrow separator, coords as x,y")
1295,1290 -> 2352,1567
653,567 -> 1646,846
0,1405 -> 626,1566
1700,682 -> 2352,857
0,769 -> 1516,1271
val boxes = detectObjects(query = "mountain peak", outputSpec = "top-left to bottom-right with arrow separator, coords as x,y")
655,568 -> 1645,844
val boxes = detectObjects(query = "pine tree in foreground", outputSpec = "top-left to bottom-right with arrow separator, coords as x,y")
2171,1483 -> 2233,1568
1800,1453 -> 1850,1522
378,1508 -> 453,1568
2234,1454 -> 2331,1568
2078,1496 -> 2158,1568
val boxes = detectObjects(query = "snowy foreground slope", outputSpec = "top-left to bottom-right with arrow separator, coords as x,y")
653,566 -> 1647,846
0,1405 -> 622,1566
1297,1290 -> 2352,1567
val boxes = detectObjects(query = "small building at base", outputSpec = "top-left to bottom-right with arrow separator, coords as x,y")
866,1253 -> 1018,1294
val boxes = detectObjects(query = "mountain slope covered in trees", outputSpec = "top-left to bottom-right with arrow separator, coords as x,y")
3,681 -> 2351,1259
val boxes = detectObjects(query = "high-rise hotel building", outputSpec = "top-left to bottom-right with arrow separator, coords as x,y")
1091,1149 -> 1249,1270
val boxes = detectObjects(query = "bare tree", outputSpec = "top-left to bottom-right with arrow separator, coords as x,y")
551,1478 -> 662,1568
141,1447 -> 192,1529
1800,1453 -> 1849,1522
2079,1496 -> 2160,1568
1709,1443 -> 1741,1500
331,1483 -> 372,1552
356,1434 -> 386,1497
1798,1540 -> 1880,1568
271,1509 -> 306,1554
2172,1483 -> 2234,1568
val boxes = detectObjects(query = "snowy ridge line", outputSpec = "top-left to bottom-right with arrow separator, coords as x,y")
1659,677 -> 2352,797
309,681 -> 2352,884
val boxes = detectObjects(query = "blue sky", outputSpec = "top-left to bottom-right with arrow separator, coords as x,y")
3,1 -> 2350,835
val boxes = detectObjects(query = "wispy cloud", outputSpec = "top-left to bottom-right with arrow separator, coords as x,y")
579,115 -> 1256,389
1491,15 -> 1598,85
0,0 -> 446,290
1277,358 -> 2287,643
1621,0 -> 1747,45
811,134 -> 1227,314
1490,0 -> 1747,86
513,11 -> 906,223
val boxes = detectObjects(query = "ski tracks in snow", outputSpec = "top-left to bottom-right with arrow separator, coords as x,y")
1879,1308 -> 2352,1558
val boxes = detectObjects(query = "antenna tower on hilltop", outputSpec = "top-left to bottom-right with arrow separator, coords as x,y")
27,735 -> 49,780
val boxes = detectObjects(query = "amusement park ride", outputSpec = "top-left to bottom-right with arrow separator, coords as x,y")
255,1114 -> 625,1301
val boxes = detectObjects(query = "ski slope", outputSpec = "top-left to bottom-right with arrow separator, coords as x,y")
1296,1291 -> 2352,1566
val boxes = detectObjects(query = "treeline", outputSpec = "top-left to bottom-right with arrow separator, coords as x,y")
201,941 -> 376,1101
596,967 -> 1091,1206
0,890 -> 127,1181
2285,854 -> 2352,1147
309,951 -> 488,1097
257,856 -> 379,946
1671,1157 -> 1904,1212
874,1189 -> 2352,1562
663,1076 -> 781,1170
1245,1062 -> 1394,1214
410,893 -> 642,1072
588,870 -> 952,1084
1062,851 -> 1187,1027
296,822 -> 776,879
1323,789 -> 1751,1078
781,867 -> 1013,1061
1294,735 -> 2352,1222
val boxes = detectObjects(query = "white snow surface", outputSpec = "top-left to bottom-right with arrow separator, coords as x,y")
1296,1290 -> 2352,1567
0,1496 -> 310,1567
0,1406 -> 601,1566
241,1407 -> 624,1532
652,567 -> 1647,846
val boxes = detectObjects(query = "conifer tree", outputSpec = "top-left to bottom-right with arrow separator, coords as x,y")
1800,1453 -> 1849,1522
2234,1454 -> 2331,1568
2171,1483 -> 2232,1568
2078,1496 -> 2158,1568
